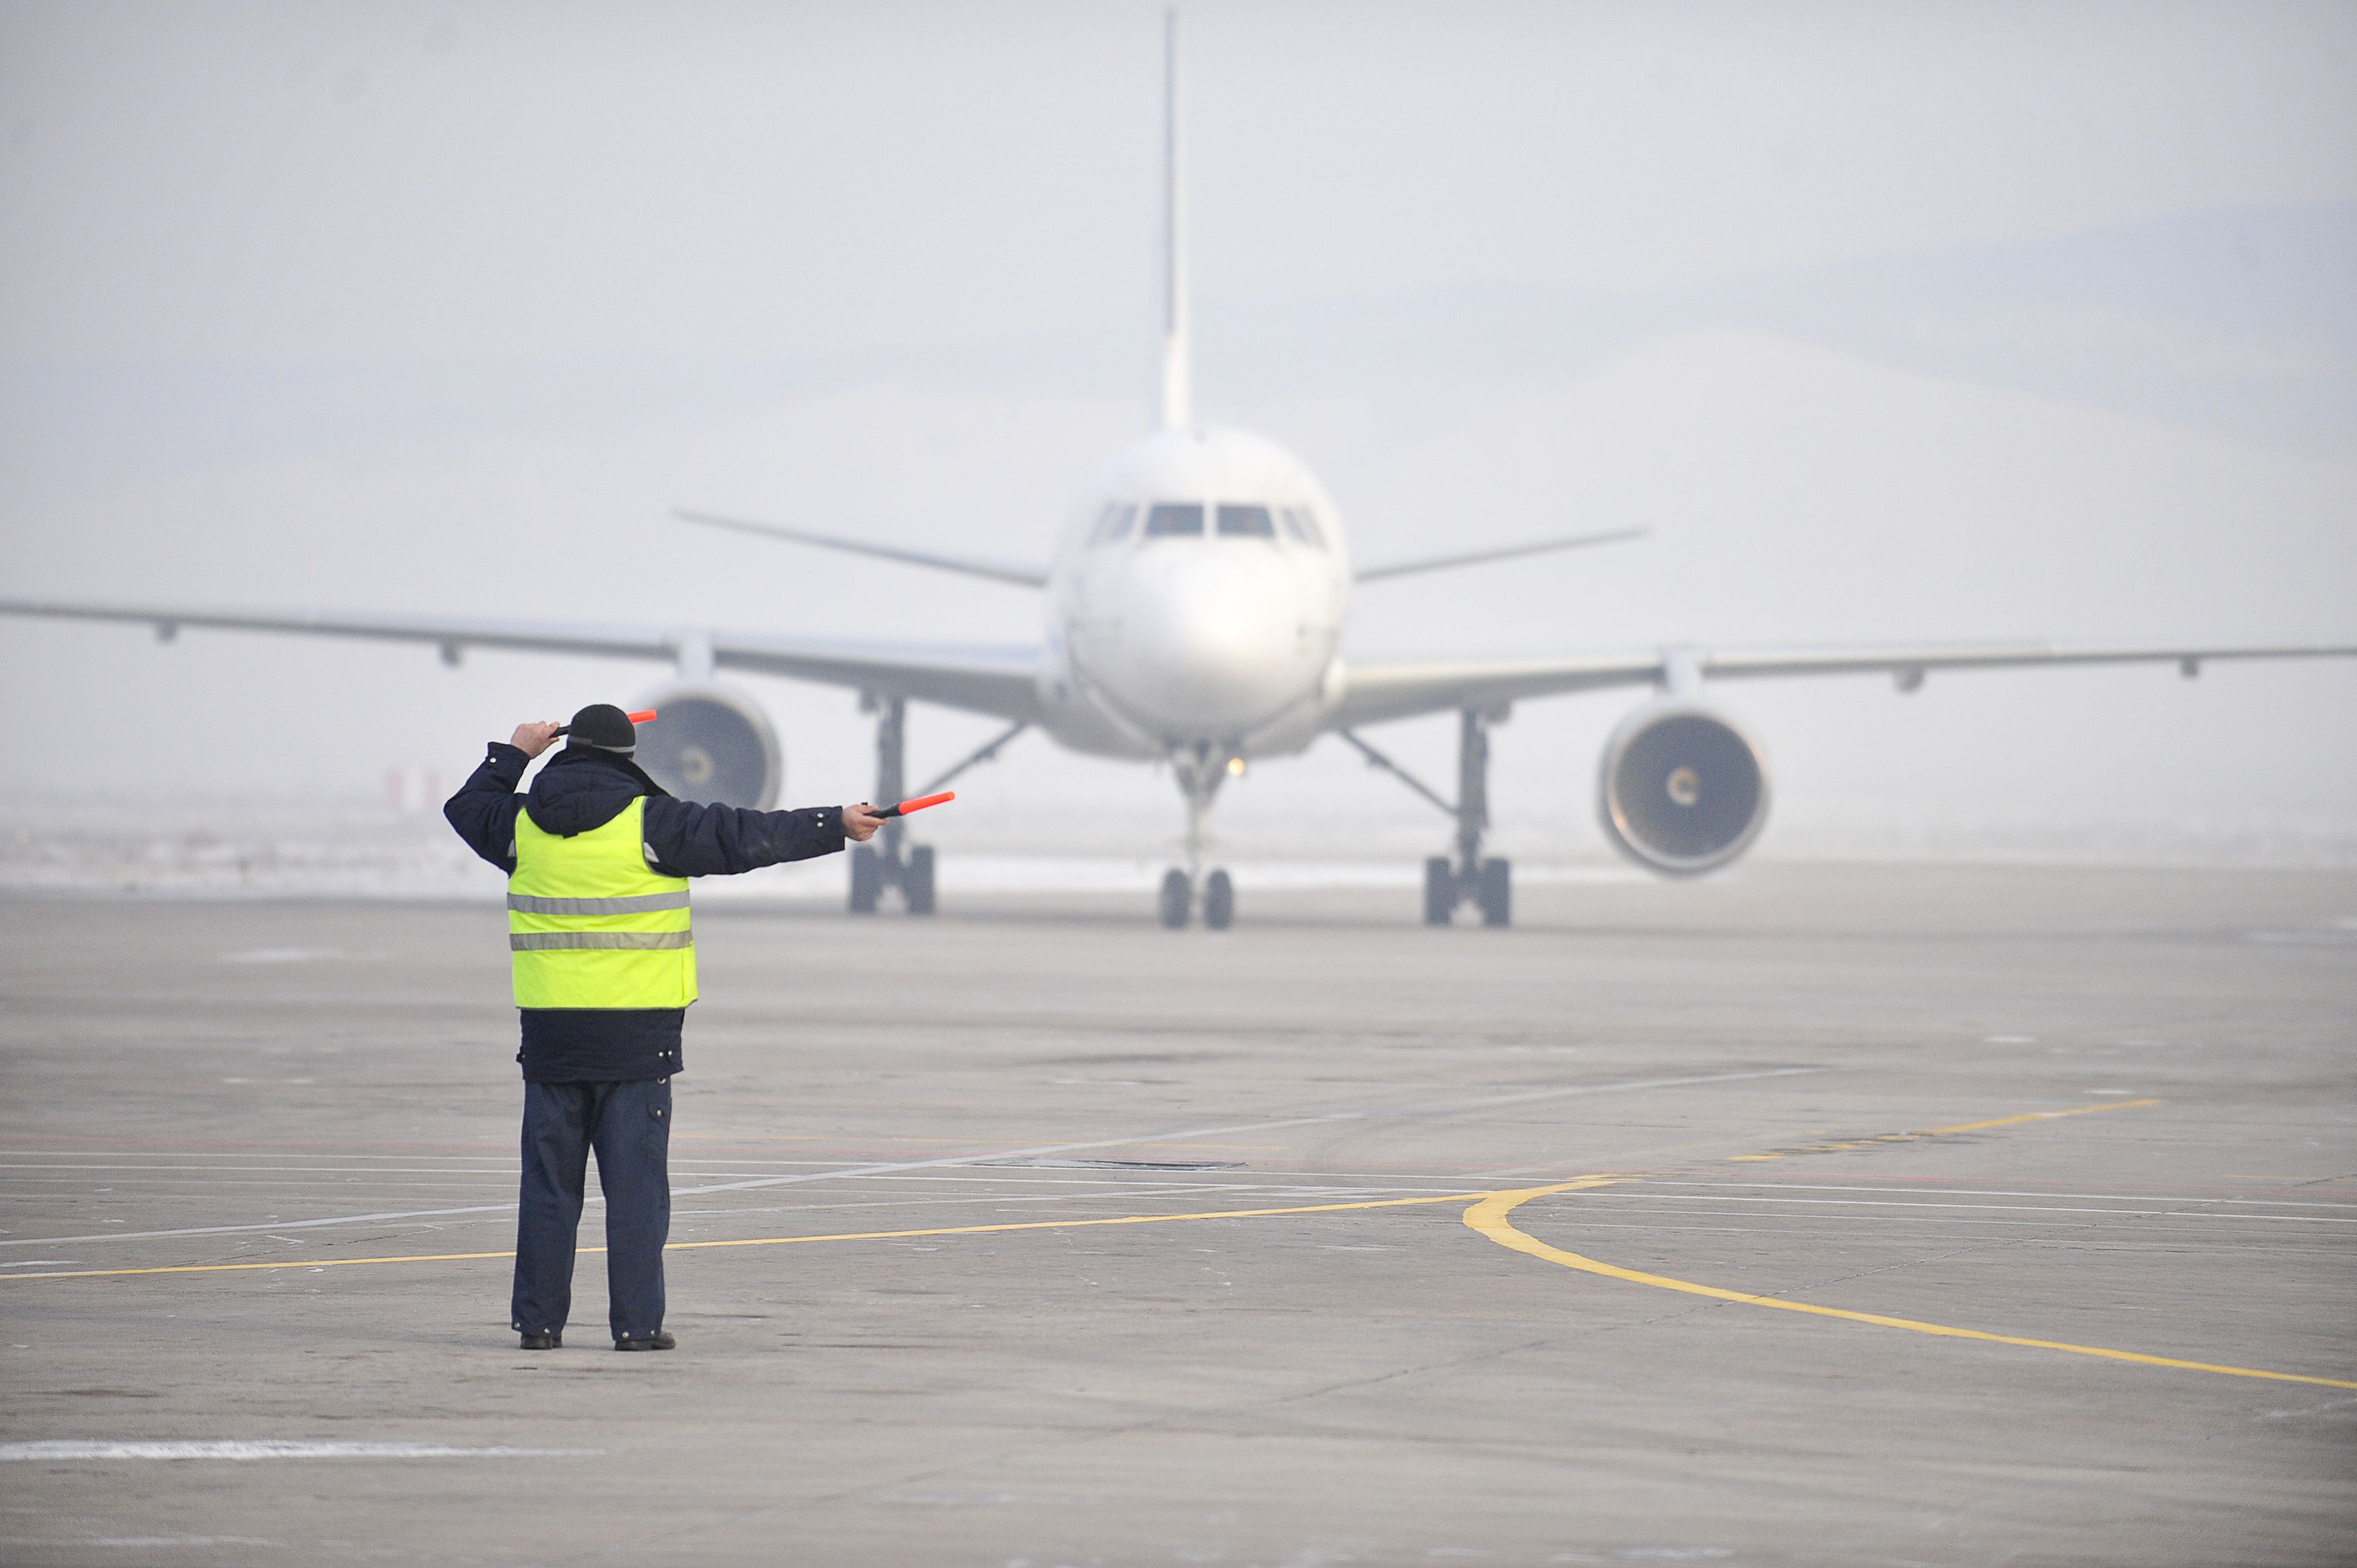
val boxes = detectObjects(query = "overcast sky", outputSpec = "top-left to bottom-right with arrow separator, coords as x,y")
2,0 -> 2353,866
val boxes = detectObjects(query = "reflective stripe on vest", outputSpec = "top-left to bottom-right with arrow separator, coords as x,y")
510,930 -> 695,951
508,796 -> 696,1010
507,891 -> 690,916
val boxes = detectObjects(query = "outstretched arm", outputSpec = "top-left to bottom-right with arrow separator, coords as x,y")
640,798 -> 883,877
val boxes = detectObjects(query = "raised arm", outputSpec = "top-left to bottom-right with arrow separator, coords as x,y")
441,728 -> 554,873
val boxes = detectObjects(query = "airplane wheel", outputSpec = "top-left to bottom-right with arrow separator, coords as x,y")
1157,868 -> 1191,930
1478,856 -> 1512,928
904,845 -> 937,916
849,846 -> 882,914
1423,857 -> 1454,926
1203,868 -> 1234,930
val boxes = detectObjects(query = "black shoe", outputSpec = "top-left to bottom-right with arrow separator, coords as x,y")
519,1331 -> 562,1350
613,1331 -> 675,1352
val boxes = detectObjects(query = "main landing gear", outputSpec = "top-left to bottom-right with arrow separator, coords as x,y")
1340,707 -> 1513,928
847,693 -> 1026,916
848,695 -> 929,915
1158,743 -> 1235,931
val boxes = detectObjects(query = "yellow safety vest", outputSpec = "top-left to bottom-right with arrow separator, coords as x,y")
508,797 -> 697,1010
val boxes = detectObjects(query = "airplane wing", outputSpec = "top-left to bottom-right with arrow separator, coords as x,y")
675,508 -> 1051,588
715,629 -> 1040,720
0,597 -> 1044,723
1354,527 -> 1649,583
1333,640 -> 2357,728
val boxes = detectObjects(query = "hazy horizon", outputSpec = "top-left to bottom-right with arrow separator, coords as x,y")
4,0 -> 2354,881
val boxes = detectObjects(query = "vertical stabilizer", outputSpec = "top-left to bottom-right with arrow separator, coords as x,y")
1159,8 -> 1192,431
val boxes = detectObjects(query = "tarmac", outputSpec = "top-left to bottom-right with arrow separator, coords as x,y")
0,862 -> 2352,1567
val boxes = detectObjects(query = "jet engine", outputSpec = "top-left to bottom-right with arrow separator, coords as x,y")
1597,701 -> 1770,876
632,683 -> 782,809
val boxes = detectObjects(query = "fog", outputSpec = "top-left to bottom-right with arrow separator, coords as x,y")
3,0 -> 2354,883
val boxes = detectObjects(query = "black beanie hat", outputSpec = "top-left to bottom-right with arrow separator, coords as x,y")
566,704 -> 638,755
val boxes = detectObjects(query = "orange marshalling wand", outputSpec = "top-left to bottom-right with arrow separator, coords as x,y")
552,708 -> 658,739
874,790 -> 955,820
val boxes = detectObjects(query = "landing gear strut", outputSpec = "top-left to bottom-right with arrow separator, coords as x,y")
849,695 -> 932,915
1341,707 -> 1513,928
1158,743 -> 1235,930
846,696 -> 1028,916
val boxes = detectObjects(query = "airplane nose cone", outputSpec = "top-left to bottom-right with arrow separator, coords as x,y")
1105,552 -> 1308,731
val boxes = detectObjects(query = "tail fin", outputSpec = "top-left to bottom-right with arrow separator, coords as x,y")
1159,8 -> 1192,431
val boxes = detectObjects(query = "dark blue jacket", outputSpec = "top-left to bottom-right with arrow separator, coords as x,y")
444,741 -> 845,1081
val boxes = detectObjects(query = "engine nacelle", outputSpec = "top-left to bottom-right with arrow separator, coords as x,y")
632,683 -> 783,809
1597,701 -> 1770,876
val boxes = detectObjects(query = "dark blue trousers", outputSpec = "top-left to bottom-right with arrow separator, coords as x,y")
512,1078 -> 671,1342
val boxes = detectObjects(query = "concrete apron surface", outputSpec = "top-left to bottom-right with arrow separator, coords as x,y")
0,863 -> 2352,1566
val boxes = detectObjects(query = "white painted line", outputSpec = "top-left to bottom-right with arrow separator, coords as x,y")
663,1068 -> 1827,1201
1456,1066 -> 1826,1112
741,1172 -> 1482,1191
0,1164 -> 515,1175
0,1125 -> 1364,1248
1,1065 -> 1822,1249
657,1183 -> 1496,1235
0,1163 -> 1352,1181
0,1200 -> 532,1248
673,1183 -> 1453,1226
59,1538 -> 282,1550
0,1441 -> 599,1462
0,1151 -> 512,1159
0,1179 -> 513,1190
669,1114 -> 1388,1198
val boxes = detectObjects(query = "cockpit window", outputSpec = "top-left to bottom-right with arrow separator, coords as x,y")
1090,504 -> 1137,545
1281,507 -> 1327,549
1216,504 -> 1275,538
1144,502 -> 1205,537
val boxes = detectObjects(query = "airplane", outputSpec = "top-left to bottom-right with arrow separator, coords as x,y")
4,12 -> 2353,932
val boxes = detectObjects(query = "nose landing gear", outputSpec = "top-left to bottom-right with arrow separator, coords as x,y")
1158,744 -> 1236,930
1203,867 -> 1234,929
1157,866 -> 1236,930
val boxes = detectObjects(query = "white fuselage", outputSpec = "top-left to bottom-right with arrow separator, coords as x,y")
1035,426 -> 1352,762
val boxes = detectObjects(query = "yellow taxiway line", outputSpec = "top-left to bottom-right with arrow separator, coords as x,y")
0,1187 -> 1519,1283
11,1093 -> 2350,1392
1465,1179 -> 2357,1391
1726,1097 -> 2162,1160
